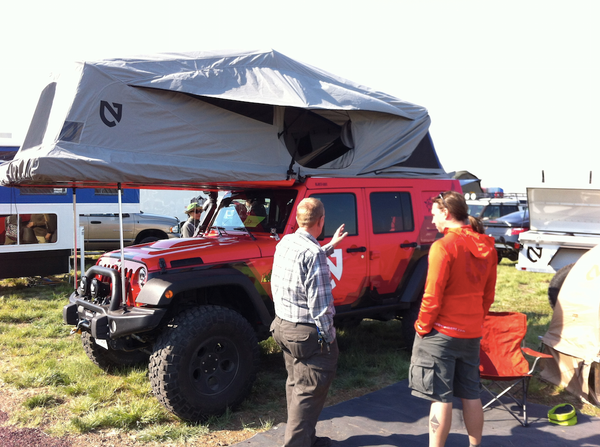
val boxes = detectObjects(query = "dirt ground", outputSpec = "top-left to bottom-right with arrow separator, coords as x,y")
0,383 -> 241,447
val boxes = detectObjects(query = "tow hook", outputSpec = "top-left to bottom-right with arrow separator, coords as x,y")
69,319 -> 89,335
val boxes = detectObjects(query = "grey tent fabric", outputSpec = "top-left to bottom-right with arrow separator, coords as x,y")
0,49 -> 447,189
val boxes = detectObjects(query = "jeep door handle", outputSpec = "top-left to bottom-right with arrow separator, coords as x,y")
400,242 -> 419,249
346,246 -> 367,253
90,221 -> 102,224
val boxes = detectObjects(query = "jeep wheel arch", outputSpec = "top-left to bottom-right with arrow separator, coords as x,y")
136,268 -> 273,332
135,230 -> 169,245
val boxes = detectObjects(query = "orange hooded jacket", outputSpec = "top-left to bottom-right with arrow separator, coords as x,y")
415,225 -> 497,339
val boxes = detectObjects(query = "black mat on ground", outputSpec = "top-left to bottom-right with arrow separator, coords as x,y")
233,380 -> 600,446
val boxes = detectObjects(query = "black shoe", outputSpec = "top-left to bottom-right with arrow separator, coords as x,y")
312,436 -> 332,447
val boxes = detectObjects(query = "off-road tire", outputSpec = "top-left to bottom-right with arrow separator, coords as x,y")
548,263 -> 575,309
148,305 -> 260,421
81,332 -> 149,372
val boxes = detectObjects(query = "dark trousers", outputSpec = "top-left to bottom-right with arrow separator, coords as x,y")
271,316 -> 338,447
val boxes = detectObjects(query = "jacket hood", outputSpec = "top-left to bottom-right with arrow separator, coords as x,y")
445,226 -> 495,260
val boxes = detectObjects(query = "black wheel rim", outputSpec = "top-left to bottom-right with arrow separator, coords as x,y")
188,336 -> 240,396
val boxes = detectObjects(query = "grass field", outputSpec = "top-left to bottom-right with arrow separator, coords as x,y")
0,259 -> 597,446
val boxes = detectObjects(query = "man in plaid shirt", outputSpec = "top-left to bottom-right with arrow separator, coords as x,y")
271,197 -> 348,447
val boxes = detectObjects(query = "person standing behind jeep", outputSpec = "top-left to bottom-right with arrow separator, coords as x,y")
181,202 -> 203,238
271,197 -> 347,447
409,191 -> 497,447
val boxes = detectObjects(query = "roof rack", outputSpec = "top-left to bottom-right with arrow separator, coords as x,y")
466,192 -> 527,200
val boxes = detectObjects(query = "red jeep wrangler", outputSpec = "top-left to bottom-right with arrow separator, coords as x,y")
64,176 -> 460,421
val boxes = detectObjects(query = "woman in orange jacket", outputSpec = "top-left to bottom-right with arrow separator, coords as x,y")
409,191 -> 497,447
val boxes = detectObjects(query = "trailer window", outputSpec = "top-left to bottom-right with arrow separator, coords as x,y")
1,213 -> 58,245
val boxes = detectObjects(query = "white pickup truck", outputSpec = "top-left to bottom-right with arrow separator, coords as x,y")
516,187 -> 600,306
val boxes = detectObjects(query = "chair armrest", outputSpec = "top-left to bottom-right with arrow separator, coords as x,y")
522,347 -> 553,359
522,347 -> 553,375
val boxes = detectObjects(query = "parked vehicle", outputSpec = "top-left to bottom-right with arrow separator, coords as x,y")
484,209 -> 529,262
81,212 -> 179,251
63,176 -> 461,421
467,195 -> 527,220
516,187 -> 600,308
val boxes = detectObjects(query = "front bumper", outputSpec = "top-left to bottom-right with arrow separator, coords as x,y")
63,291 -> 166,340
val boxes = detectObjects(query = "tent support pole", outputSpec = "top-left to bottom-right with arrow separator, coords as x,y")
72,187 -> 78,290
118,183 -> 127,310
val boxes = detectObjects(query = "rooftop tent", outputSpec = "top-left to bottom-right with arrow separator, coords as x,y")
451,170 -> 483,195
0,49 -> 447,189
541,244 -> 600,404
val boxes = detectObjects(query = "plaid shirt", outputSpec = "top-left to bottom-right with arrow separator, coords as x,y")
271,229 -> 336,343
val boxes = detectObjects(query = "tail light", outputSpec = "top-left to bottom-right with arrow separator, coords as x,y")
510,227 -> 528,236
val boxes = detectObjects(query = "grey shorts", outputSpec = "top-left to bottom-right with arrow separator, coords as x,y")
409,330 -> 481,402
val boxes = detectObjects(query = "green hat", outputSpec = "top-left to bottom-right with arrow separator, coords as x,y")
185,202 -> 201,214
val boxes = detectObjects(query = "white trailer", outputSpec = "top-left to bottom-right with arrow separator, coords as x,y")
517,187 -> 600,274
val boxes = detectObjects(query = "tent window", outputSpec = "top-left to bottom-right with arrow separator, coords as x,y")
59,121 -> 84,143
283,108 -> 354,169
191,95 -> 274,125
394,132 -> 441,169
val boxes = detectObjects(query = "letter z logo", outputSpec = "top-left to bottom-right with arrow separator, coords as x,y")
328,248 -> 343,290
100,101 -> 123,127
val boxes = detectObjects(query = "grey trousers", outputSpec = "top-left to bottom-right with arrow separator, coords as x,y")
271,316 -> 338,447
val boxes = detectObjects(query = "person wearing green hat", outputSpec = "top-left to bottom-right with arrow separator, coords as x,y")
182,202 -> 203,238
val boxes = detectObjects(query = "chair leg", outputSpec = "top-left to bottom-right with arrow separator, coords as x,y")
481,378 -> 531,427
522,376 -> 529,426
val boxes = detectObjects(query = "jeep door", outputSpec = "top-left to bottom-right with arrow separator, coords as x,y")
308,191 -> 369,306
366,188 -> 420,296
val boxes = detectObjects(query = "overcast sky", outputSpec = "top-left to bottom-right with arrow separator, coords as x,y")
2,0 -> 598,193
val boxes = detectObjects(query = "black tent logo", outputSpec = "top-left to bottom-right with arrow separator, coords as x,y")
100,101 -> 123,127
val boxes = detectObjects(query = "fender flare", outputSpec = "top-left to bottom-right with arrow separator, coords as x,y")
136,268 -> 272,326
398,255 -> 428,304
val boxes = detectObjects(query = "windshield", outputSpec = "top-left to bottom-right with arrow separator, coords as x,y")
468,204 -> 485,218
211,189 -> 297,234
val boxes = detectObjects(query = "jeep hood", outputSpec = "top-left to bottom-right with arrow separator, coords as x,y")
109,235 -> 273,270
1,49 -> 448,190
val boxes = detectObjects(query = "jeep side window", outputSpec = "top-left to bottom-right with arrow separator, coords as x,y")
370,192 -> 414,234
310,193 -> 358,238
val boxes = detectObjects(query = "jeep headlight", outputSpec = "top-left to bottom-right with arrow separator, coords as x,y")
90,278 -> 110,299
138,267 -> 147,287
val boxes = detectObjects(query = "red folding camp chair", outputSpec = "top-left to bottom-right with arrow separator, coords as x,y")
479,311 -> 552,426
